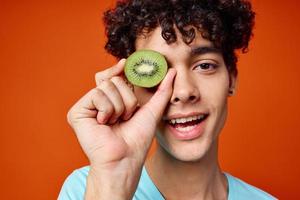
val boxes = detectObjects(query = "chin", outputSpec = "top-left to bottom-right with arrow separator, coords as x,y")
170,150 -> 208,163
156,132 -> 214,163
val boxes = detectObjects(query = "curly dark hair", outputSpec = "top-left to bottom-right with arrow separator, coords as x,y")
103,0 -> 255,76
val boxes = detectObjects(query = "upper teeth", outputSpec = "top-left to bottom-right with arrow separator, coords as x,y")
169,115 -> 205,124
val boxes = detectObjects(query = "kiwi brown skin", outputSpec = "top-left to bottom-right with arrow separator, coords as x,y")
124,49 -> 168,88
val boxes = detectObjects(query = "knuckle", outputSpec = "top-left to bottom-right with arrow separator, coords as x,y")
91,87 -> 103,96
110,76 -> 124,84
98,80 -> 114,90
66,108 -> 75,125
127,98 -> 138,111
103,103 -> 114,115
95,72 -> 105,85
114,104 -> 125,117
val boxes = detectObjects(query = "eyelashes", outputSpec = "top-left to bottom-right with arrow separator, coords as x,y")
193,61 -> 219,74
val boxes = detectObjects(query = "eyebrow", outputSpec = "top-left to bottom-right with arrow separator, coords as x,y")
191,46 -> 221,56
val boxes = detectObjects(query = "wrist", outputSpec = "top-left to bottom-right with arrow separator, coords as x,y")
84,165 -> 142,200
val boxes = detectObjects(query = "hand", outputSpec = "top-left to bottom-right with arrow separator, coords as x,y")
67,59 -> 176,199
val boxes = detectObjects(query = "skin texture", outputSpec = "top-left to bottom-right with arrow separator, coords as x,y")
135,26 -> 234,162
67,26 -> 236,199
135,26 -> 236,199
67,52 -> 177,199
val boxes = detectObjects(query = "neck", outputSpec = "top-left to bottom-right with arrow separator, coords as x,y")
145,140 -> 228,200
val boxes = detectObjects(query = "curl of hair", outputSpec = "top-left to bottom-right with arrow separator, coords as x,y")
103,0 -> 255,75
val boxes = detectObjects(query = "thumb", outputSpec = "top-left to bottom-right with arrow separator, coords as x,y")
133,68 -> 176,123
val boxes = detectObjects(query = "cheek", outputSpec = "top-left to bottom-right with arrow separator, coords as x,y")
207,75 -> 230,126
134,86 -> 155,106
206,73 -> 230,103
201,74 -> 230,125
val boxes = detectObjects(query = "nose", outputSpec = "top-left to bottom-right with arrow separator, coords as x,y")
170,70 -> 200,104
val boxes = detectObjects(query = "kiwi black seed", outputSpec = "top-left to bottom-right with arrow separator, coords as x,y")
124,49 -> 168,88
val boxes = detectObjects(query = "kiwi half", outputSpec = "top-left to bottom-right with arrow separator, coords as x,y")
124,49 -> 168,88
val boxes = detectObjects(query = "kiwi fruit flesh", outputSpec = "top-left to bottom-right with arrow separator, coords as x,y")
124,49 -> 168,88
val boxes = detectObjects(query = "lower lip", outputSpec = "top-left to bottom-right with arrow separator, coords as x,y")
167,118 -> 207,140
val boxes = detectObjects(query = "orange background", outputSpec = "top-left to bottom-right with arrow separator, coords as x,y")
1,0 -> 299,199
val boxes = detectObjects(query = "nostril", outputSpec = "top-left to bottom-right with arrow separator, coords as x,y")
173,95 -> 196,103
189,95 -> 196,101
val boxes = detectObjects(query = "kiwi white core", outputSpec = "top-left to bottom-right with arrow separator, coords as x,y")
136,64 -> 155,74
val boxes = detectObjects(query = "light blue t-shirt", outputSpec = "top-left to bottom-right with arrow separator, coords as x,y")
58,166 -> 276,200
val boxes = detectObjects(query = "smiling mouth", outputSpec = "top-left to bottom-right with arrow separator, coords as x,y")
167,114 -> 209,132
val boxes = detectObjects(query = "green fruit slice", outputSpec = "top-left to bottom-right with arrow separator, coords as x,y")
124,49 -> 168,88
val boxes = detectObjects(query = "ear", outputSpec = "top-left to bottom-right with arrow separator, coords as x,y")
228,72 -> 238,96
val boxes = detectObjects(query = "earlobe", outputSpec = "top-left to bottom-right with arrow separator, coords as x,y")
228,89 -> 235,96
228,73 -> 238,97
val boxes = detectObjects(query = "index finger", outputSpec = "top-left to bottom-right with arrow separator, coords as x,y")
132,68 -> 176,123
95,58 -> 126,86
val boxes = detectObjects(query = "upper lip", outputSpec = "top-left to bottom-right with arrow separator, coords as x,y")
163,112 -> 209,121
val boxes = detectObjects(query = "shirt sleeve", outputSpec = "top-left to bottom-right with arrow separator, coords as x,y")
58,166 -> 89,200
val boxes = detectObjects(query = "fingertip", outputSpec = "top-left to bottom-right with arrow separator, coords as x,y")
167,68 -> 177,79
96,59 -> 127,83
97,114 -> 108,124
157,68 -> 176,90
115,59 -> 126,73
118,58 -> 126,66
168,67 -> 177,74
96,118 -> 105,125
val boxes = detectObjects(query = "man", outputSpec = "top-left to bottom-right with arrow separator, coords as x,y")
59,0 -> 276,199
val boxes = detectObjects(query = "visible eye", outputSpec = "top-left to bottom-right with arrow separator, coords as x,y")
193,62 -> 218,73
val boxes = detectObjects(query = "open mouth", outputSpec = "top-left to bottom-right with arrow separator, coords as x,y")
167,114 -> 209,132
